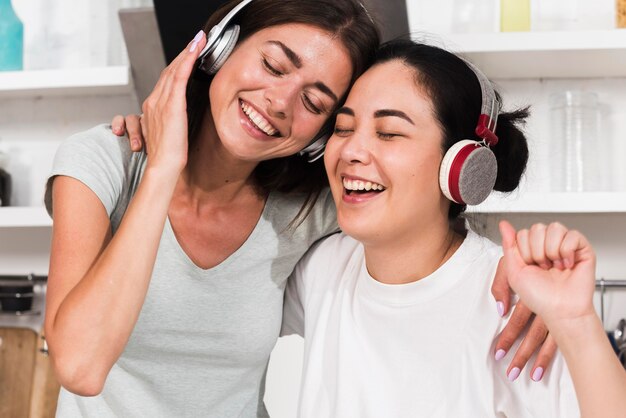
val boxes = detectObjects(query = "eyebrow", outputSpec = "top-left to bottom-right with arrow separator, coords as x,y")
374,109 -> 415,125
268,41 -> 302,68
268,40 -> 339,104
336,107 -> 415,125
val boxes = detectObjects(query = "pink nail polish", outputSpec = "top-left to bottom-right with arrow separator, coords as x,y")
495,349 -> 506,361
189,30 -> 204,52
532,367 -> 544,382
496,301 -> 505,317
508,367 -> 521,381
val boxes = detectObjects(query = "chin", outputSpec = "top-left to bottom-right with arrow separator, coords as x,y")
337,216 -> 377,243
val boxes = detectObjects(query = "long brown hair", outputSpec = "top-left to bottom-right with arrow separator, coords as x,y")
185,0 -> 380,225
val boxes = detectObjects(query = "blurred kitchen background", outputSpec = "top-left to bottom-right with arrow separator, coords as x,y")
1,0 -> 625,417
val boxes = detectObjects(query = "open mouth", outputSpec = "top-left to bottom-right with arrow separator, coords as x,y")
342,177 -> 386,196
240,100 -> 281,137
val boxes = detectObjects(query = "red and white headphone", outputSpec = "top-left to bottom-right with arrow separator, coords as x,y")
438,62 -> 500,206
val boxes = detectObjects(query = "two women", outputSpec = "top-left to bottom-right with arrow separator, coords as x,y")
46,0 -> 555,415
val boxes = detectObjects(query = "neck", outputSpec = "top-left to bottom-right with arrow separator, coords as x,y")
363,220 -> 464,285
177,113 -> 263,208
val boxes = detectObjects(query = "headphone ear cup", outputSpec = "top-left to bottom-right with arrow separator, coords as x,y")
439,139 -> 497,205
199,25 -> 241,75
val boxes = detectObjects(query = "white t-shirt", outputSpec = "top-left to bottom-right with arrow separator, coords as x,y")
283,230 -> 579,417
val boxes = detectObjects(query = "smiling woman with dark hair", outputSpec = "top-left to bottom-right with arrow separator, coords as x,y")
279,40 -> 626,416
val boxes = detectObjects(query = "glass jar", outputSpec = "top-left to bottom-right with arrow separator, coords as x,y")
549,91 -> 611,192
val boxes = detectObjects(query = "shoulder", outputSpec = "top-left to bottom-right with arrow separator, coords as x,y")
46,124 -> 145,219
295,232 -> 361,284
56,124 -> 135,165
463,229 -> 502,269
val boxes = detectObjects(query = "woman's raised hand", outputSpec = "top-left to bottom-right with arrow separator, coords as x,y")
499,220 -> 597,329
112,30 -> 207,172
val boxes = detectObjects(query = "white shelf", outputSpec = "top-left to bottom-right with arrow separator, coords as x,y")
0,66 -> 132,98
470,192 -> 626,213
0,207 -> 52,228
412,29 -> 626,79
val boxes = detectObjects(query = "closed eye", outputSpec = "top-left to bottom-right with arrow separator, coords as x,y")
377,132 -> 401,140
333,127 -> 353,136
303,94 -> 323,115
262,58 -> 283,76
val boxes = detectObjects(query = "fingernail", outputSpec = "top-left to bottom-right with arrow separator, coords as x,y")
189,30 -> 204,53
132,139 -> 140,149
553,260 -> 564,270
532,367 -> 544,382
508,367 -> 521,381
564,258 -> 574,269
495,349 -> 506,361
496,301 -> 505,317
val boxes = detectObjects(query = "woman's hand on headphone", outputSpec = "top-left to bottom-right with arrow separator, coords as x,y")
111,30 -> 207,173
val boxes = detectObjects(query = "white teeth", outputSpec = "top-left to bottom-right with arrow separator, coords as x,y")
342,178 -> 386,192
241,101 -> 278,136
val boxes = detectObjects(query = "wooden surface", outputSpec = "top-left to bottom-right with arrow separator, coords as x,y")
0,328 -> 60,418
0,328 -> 37,418
29,335 -> 60,418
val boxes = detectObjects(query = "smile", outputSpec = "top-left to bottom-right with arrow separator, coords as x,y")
342,177 -> 386,194
240,100 -> 280,137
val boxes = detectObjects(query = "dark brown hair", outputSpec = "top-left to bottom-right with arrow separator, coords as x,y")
185,0 -> 381,224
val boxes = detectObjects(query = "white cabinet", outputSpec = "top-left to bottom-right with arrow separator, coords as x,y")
419,29 -> 626,79
0,67 -> 131,99
0,66 -> 134,229
406,29 -> 626,214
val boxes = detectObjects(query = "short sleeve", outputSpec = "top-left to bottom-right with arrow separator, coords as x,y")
281,258 -> 308,337
44,124 -> 137,219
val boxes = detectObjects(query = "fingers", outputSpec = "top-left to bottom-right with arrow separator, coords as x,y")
158,30 -> 206,105
504,314 -> 549,381
494,300 -> 533,363
529,333 -> 558,382
528,223 -> 551,269
498,220 -> 526,275
513,222 -> 581,269
125,114 -> 144,152
561,229 -> 591,268
491,256 -> 511,317
142,30 -> 206,116
111,115 -> 126,136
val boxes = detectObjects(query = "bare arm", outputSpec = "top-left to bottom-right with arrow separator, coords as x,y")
45,31 -> 207,396
500,221 -> 626,417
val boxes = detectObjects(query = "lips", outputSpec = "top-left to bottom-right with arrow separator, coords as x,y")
239,99 -> 280,137
341,175 -> 386,204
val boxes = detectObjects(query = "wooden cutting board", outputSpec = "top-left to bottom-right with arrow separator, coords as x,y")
0,328 -> 60,418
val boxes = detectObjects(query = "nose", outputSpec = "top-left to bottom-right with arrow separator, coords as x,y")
339,130 -> 372,165
264,81 -> 298,120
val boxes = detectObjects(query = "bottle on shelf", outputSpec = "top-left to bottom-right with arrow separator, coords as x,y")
500,0 -> 531,32
0,0 -> 24,71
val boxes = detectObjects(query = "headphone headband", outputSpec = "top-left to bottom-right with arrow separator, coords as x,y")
464,61 -> 500,147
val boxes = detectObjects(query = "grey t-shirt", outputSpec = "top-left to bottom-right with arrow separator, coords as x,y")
44,124 -> 338,418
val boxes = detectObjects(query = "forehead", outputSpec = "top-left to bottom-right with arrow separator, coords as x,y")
344,60 -> 434,118
248,23 -> 347,61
